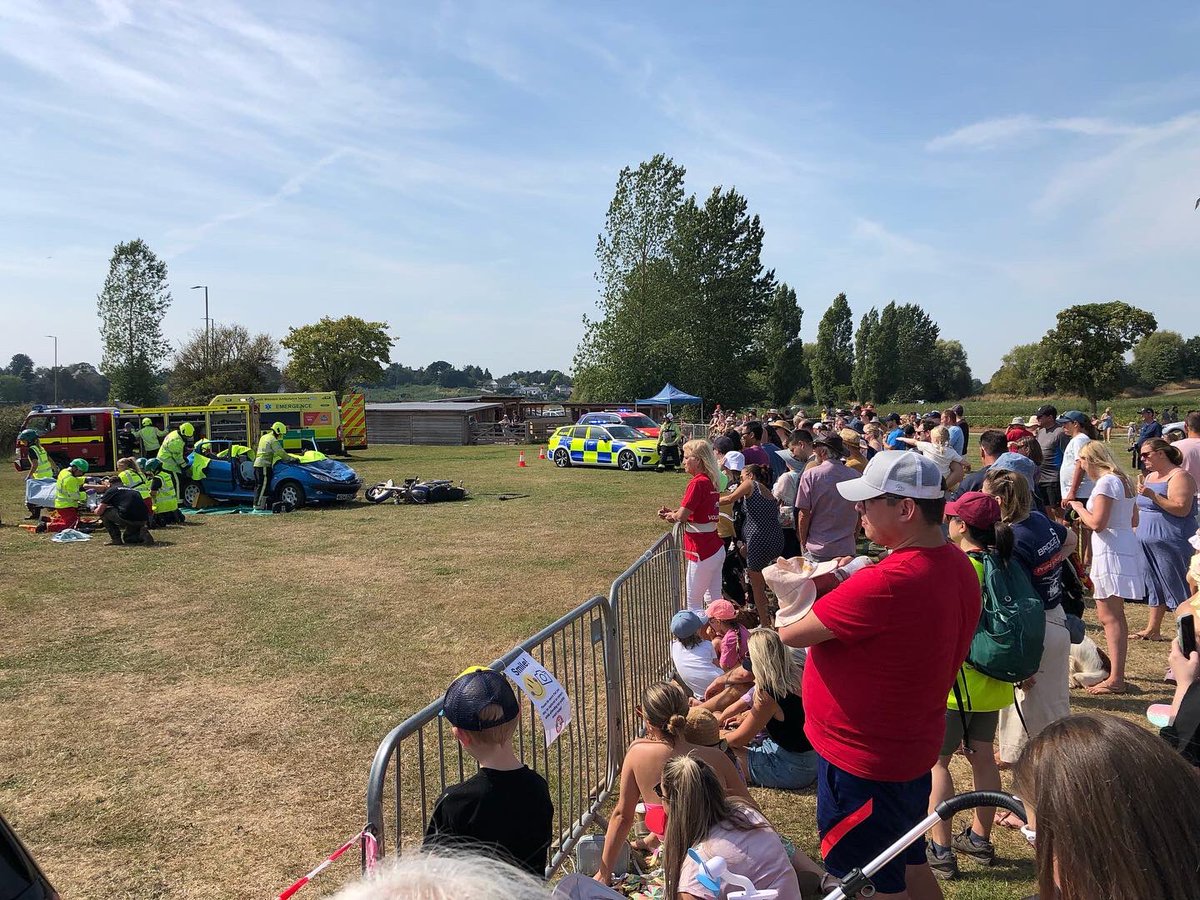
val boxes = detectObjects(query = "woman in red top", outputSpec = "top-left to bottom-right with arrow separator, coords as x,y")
1006,416 -> 1034,451
659,440 -> 726,612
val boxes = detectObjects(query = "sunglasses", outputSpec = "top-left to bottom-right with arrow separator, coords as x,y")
652,780 -> 668,800
863,492 -> 906,506
1139,450 -> 1159,459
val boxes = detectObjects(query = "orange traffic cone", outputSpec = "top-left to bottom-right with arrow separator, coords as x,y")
518,451 -> 527,467
538,446 -> 547,460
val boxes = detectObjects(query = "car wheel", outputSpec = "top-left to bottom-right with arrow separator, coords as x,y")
618,450 -> 637,472
365,483 -> 391,503
553,448 -> 571,468
276,480 -> 306,507
182,483 -> 202,508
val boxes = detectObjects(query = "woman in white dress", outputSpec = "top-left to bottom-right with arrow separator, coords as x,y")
1065,441 -> 1144,694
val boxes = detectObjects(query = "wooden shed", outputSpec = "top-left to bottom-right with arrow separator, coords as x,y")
365,402 -> 502,445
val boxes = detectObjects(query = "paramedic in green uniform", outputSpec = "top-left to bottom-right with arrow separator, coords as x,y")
254,422 -> 297,509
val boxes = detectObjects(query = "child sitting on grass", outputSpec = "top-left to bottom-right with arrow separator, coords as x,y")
424,667 -> 554,877
704,599 -> 749,673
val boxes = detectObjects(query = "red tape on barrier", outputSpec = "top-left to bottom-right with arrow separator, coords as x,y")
278,831 -> 367,900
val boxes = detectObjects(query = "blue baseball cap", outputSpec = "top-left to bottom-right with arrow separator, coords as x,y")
992,452 -> 1038,490
671,610 -> 707,640
1057,410 -> 1090,426
442,667 -> 519,731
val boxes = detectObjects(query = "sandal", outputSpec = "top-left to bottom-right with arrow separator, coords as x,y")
994,810 -> 1023,830
1086,682 -> 1127,695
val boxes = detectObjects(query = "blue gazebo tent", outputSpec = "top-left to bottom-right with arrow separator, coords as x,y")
635,383 -> 704,423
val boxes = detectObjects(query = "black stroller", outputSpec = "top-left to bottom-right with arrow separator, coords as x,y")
821,791 -> 1027,899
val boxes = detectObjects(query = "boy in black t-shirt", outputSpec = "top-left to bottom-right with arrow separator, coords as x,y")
423,667 -> 553,877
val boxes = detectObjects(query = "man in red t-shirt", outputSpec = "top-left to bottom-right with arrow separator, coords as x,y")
780,451 -> 980,899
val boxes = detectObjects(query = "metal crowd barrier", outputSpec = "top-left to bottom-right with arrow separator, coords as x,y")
362,531 -> 686,876
607,530 -> 686,750
363,594 -> 620,877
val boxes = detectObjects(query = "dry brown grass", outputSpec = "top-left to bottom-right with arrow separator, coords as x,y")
0,445 -> 682,898
0,445 -> 1185,899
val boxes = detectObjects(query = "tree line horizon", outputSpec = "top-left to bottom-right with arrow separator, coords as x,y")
4,159 -> 1198,411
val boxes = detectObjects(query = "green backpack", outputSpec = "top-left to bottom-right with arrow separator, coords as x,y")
966,550 -> 1046,683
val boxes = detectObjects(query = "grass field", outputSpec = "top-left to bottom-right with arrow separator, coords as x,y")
0,444 -> 1181,898
958,385 -> 1200,428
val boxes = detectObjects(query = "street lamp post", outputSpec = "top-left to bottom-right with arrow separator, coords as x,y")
191,284 -> 210,362
45,334 -> 58,404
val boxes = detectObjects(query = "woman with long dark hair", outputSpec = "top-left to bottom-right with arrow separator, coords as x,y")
1014,714 -> 1200,900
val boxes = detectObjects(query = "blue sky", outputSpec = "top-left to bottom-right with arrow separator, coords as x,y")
2,1 -> 1197,384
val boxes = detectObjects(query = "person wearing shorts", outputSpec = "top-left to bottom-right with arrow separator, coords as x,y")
780,452 -> 980,898
926,491 -> 1019,879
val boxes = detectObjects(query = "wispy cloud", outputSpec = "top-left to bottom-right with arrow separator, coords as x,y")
927,114 -> 1142,151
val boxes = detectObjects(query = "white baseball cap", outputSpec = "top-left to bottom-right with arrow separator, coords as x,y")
722,450 -> 745,471
836,450 -> 945,502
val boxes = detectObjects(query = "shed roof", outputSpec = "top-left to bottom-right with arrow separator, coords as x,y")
365,402 -> 502,413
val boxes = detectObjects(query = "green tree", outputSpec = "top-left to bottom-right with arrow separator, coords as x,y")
758,282 -> 806,407
928,339 -> 973,400
96,238 -> 172,404
852,308 -> 882,403
1033,301 -> 1157,414
1132,330 -> 1185,388
1182,336 -> 1200,379
281,315 -> 393,400
574,154 -> 686,400
810,293 -> 854,403
987,342 -> 1050,395
670,186 -> 775,405
167,323 -> 279,405
6,353 -> 34,382
864,301 -> 942,402
0,374 -> 28,402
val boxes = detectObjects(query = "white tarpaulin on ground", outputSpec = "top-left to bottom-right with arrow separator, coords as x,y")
25,478 -> 56,507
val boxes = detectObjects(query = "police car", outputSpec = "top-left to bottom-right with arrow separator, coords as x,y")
577,410 -> 660,438
548,424 -> 660,471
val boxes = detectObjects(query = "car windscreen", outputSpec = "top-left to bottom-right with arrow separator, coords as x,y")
23,415 -> 54,435
605,425 -> 643,441
621,414 -> 657,428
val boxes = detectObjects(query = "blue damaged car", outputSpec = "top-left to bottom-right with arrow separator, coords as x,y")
183,439 -> 361,508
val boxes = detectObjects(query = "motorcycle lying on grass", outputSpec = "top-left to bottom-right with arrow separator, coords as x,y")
364,477 -> 468,504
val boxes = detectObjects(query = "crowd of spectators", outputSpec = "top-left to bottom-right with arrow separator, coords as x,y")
321,402 -> 1200,900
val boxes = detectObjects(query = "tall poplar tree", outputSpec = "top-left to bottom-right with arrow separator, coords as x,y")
573,154 -> 686,400
810,293 -> 854,403
852,308 -> 881,403
96,238 -> 172,404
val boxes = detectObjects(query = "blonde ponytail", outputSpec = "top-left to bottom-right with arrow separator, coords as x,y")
641,682 -> 689,742
662,754 -> 764,899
